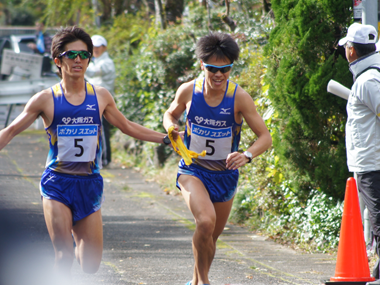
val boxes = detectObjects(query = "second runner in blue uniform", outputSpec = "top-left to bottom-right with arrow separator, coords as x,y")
163,32 -> 272,285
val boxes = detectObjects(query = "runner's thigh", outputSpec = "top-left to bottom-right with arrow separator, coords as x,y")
42,198 -> 74,248
72,209 -> 103,272
213,198 -> 235,240
178,175 -> 215,222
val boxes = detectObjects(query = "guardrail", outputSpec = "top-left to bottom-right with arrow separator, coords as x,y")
0,27 -> 59,37
0,77 -> 60,127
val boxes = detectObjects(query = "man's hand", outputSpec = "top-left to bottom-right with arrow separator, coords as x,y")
226,152 -> 249,170
167,124 -> 180,141
168,125 -> 206,165
27,43 -> 37,51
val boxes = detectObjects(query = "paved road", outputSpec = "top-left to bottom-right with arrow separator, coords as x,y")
0,131 -> 336,285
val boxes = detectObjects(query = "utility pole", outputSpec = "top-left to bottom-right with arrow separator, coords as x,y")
92,0 -> 101,28
361,0 -> 378,33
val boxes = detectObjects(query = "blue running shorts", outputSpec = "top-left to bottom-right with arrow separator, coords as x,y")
176,160 -> 239,203
40,168 -> 104,224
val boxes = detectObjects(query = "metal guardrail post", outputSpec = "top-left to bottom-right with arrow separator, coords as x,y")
4,104 -> 14,128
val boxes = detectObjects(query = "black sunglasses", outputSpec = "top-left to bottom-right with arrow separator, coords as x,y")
59,50 -> 91,60
203,63 -> 233,74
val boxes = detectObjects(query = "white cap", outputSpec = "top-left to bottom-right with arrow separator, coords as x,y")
91,35 -> 107,47
338,23 -> 378,46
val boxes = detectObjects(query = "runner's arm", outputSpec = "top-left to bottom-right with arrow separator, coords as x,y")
99,88 -> 166,144
0,91 -> 49,151
226,88 -> 272,169
237,88 -> 272,158
163,82 -> 192,139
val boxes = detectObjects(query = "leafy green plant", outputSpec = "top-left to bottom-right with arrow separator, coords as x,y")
232,181 -> 343,252
263,0 -> 353,200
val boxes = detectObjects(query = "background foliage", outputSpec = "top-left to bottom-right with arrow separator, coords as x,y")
264,0 -> 353,201
3,0 -> 357,252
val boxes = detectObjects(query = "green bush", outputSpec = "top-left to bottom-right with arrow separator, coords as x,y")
264,0 -> 353,200
232,182 -> 343,252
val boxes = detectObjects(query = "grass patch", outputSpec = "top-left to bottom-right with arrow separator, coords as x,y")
176,218 -> 196,231
133,192 -> 155,199
216,239 -> 230,249
122,185 -> 131,192
100,170 -> 115,178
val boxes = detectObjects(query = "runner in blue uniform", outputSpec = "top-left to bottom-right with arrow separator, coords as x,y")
163,32 -> 272,285
0,26 -> 168,278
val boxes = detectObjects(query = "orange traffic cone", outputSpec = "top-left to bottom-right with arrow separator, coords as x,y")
325,177 -> 375,284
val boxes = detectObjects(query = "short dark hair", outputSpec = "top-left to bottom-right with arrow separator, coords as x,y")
195,32 -> 239,63
347,41 -> 376,58
51,26 -> 93,75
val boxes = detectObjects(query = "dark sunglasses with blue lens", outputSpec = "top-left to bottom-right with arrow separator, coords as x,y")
203,63 -> 233,74
59,50 -> 92,60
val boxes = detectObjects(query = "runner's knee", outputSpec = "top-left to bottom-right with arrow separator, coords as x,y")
81,258 -> 101,274
196,217 -> 216,237
76,241 -> 103,274
55,248 -> 74,268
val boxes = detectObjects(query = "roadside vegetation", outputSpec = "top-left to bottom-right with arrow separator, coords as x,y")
3,0 -> 355,253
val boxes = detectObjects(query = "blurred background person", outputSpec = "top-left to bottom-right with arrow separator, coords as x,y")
27,20 -> 53,74
85,35 -> 116,167
27,21 -> 52,55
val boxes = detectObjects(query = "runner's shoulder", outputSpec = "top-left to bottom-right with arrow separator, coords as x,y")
176,80 -> 194,99
93,85 -> 110,95
30,88 -> 53,103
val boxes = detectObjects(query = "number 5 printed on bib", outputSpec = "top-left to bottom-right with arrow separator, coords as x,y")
57,124 -> 98,162
190,124 -> 232,160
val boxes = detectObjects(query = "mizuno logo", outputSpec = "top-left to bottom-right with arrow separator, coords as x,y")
43,174 -> 56,185
220,108 -> 231,115
86,104 -> 96,111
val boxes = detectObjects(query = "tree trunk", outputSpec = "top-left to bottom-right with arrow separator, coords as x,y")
222,0 -> 236,32
155,0 -> 166,29
207,0 -> 211,30
263,0 -> 271,14
92,0 -> 101,27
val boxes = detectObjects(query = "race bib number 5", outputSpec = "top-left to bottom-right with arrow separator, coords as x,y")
57,124 -> 98,162
190,123 -> 232,160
